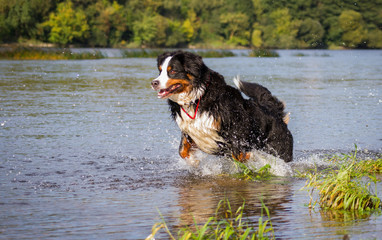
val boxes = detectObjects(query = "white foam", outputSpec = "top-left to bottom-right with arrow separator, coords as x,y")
173,149 -> 295,177
170,142 -> 341,178
246,150 -> 293,177
177,150 -> 231,176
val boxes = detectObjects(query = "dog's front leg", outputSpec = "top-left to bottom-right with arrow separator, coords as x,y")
179,133 -> 200,167
232,152 -> 252,162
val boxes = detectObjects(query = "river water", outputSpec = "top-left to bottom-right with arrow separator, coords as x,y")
0,49 -> 381,239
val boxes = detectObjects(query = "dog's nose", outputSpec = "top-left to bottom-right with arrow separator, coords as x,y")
151,80 -> 160,89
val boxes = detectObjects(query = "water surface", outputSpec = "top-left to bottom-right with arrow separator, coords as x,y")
1,49 -> 381,239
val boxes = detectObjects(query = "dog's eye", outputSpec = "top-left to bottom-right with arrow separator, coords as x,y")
169,70 -> 176,75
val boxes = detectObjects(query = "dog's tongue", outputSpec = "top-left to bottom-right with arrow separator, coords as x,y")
158,89 -> 170,98
157,84 -> 181,98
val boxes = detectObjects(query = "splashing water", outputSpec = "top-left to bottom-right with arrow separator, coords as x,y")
172,149 -> 294,177
174,150 -> 232,176
247,150 -> 293,177
172,148 -> 380,178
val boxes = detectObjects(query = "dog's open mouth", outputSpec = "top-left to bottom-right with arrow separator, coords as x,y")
157,83 -> 182,98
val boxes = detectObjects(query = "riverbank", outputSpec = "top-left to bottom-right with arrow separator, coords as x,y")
0,47 -> 105,60
0,46 -> 282,60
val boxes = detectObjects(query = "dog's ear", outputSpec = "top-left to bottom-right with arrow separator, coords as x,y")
178,51 -> 204,79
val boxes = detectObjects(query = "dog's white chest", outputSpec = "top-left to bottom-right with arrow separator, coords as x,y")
176,110 -> 223,154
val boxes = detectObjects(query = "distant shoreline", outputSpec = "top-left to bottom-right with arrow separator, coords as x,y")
0,42 -> 351,51
0,46 -> 240,60
1,44 -> 380,60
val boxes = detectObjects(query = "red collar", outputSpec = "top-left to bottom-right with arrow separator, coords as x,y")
180,76 -> 209,120
180,97 -> 201,120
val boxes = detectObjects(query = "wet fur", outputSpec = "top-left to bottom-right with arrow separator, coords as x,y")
155,50 -> 293,162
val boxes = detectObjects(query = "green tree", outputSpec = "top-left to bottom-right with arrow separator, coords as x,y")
261,8 -> 300,49
86,0 -> 129,47
0,12 -> 10,42
166,19 -> 187,47
367,28 -> 382,48
0,0 -> 54,42
251,29 -> 262,48
125,0 -> 162,14
181,10 -> 201,43
252,0 -> 265,22
132,13 -> 158,46
338,10 -> 367,48
153,15 -> 169,47
325,16 -> 343,48
43,0 -> 89,45
199,20 -> 223,45
220,12 -> 250,46
125,0 -> 166,46
190,0 -> 224,45
298,18 -> 325,48
1,0 -> 382,49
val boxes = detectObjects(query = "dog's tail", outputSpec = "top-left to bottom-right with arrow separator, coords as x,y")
234,76 -> 290,124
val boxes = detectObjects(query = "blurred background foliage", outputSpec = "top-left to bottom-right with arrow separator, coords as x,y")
0,0 -> 381,49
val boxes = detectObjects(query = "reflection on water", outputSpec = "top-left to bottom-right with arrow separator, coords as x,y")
175,176 -> 293,226
0,50 -> 382,239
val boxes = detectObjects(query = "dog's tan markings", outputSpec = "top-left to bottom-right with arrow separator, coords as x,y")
186,74 -> 194,80
179,135 -> 193,159
213,117 -> 221,131
167,65 -> 172,72
166,78 -> 192,94
159,66 -> 162,71
232,152 -> 251,162
179,134 -> 201,167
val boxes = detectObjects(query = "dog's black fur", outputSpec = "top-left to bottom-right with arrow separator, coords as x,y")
153,50 -> 293,162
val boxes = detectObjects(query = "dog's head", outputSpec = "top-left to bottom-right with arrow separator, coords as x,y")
151,51 -> 206,105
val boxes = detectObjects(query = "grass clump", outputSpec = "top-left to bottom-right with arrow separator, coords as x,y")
0,47 -> 104,60
293,52 -> 308,57
249,49 -> 279,58
233,160 -> 272,181
303,146 -> 381,211
292,52 -> 331,57
146,198 -> 274,240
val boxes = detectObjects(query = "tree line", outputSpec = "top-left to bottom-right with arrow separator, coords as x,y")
1,0 -> 381,49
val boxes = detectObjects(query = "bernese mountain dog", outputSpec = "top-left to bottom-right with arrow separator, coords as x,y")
151,50 -> 293,166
